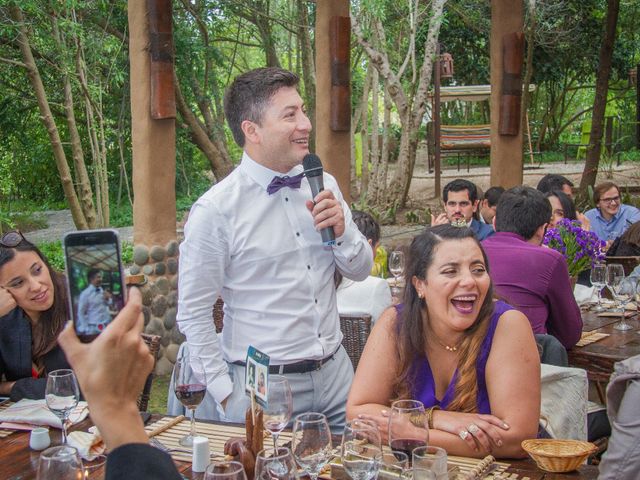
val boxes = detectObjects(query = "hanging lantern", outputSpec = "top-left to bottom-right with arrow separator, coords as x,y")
440,52 -> 454,79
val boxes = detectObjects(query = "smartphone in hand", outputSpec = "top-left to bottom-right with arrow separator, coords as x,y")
63,229 -> 127,342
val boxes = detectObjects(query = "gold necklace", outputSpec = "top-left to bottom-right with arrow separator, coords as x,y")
429,331 -> 461,352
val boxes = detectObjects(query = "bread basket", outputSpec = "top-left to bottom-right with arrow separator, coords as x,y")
521,439 -> 597,472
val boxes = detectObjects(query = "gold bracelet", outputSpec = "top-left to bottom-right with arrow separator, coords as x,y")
426,406 -> 441,429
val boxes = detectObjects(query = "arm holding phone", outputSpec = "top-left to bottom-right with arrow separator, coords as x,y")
58,287 -> 182,480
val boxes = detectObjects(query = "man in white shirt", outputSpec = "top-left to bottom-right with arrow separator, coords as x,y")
77,269 -> 111,334
177,67 -> 373,430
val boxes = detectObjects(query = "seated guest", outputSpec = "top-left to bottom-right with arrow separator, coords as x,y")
58,288 -> 182,480
0,231 -> 71,401
584,182 -> 640,244
479,186 -> 504,225
336,211 -> 392,324
607,220 -> 640,257
482,187 -> 582,349
347,225 -> 540,458
432,179 -> 495,240
536,174 -> 574,199
544,190 -> 577,227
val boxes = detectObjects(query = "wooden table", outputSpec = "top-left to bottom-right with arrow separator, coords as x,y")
0,415 -> 599,479
568,310 -> 640,401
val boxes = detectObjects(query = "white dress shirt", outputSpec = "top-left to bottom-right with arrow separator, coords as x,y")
336,276 -> 392,325
177,153 -> 373,403
77,285 -> 110,330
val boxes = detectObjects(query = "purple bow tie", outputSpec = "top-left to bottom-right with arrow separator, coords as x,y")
266,172 -> 304,195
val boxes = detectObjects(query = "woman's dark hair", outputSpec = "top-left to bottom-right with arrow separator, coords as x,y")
545,190 -> 577,221
0,234 -> 68,373
394,225 -> 495,413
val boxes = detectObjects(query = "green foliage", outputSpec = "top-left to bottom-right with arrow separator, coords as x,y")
37,239 -> 134,274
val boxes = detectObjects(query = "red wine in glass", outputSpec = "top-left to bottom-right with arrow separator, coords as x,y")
175,384 -> 206,408
390,438 -> 427,461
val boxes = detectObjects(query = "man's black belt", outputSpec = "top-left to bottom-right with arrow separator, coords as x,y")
232,351 -> 336,374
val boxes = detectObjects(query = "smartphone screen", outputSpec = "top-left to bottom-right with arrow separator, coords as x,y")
63,229 -> 126,341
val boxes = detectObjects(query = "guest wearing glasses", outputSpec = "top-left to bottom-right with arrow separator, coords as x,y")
0,231 -> 71,401
347,225 -> 540,458
584,182 -> 640,244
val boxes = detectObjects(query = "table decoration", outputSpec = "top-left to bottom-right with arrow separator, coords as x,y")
543,219 -> 605,277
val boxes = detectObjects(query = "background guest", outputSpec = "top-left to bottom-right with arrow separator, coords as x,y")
607,220 -> 640,257
584,181 -> 640,244
545,190 -> 577,227
347,225 -> 540,458
479,186 -> 504,225
431,179 -> 495,240
335,210 -> 392,324
0,231 -> 71,401
482,187 -> 582,349
536,173 -> 574,199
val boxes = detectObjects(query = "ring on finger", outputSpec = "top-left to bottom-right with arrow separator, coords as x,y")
468,424 -> 480,435
459,429 -> 470,441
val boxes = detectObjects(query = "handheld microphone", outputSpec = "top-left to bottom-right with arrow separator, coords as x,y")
303,153 -> 336,246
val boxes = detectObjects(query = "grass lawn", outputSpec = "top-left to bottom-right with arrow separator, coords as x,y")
148,373 -> 171,414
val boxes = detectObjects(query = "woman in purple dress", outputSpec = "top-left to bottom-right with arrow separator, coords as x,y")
346,225 -> 540,458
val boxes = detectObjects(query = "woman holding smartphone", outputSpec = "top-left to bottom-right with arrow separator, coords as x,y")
0,230 -> 71,401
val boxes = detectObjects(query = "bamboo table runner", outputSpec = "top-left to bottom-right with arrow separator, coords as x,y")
145,416 -> 293,463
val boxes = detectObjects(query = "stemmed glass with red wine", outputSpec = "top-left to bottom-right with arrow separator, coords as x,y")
388,399 -> 428,464
173,355 -> 207,447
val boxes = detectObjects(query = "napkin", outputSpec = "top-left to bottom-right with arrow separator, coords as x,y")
0,399 -> 88,429
68,426 -> 105,461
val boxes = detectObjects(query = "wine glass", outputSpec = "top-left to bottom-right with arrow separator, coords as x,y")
173,355 -> 207,447
341,419 -> 382,480
589,263 -> 607,312
205,460 -> 248,480
292,412 -> 333,480
45,369 -> 80,445
255,447 -> 298,480
36,445 -> 83,479
263,375 -> 293,454
606,264 -> 633,331
388,399 -> 428,465
388,251 -> 405,287
412,446 -> 447,480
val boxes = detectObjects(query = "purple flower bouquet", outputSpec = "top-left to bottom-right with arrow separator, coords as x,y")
543,219 -> 606,277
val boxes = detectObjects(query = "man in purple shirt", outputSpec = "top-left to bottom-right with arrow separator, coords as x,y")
482,186 -> 582,349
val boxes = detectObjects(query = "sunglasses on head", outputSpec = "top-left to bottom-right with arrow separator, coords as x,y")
0,230 -> 27,248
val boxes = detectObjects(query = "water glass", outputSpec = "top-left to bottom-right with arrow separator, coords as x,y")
341,419 -> 382,480
45,369 -> 80,445
36,445 -> 83,479
589,263 -> 607,311
83,454 -> 107,480
412,446 -> 447,480
606,264 -> 633,331
389,251 -> 405,286
205,460 -> 248,480
381,450 -> 409,479
255,447 -> 299,480
292,412 -> 332,480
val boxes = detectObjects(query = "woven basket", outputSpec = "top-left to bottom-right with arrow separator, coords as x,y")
521,439 -> 597,473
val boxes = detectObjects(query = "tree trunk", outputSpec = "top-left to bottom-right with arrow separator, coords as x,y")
297,0 -> 316,152
10,6 -> 88,229
50,12 -> 97,228
175,75 -> 234,180
578,0 -> 620,201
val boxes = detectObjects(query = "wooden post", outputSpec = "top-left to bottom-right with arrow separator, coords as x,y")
316,0 -> 351,203
636,64 -> 640,150
128,0 -> 176,246
490,0 -> 524,188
